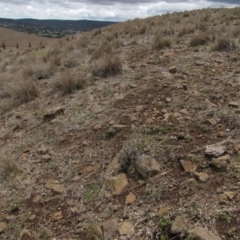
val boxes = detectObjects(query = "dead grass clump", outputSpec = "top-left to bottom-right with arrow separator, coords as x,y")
92,28 -> 102,37
77,35 -> 89,48
22,63 -> 54,80
0,159 -> 18,180
8,77 -> 39,104
190,34 -> 209,47
105,31 -> 119,41
152,33 -> 171,50
92,55 -> 122,78
92,40 -> 113,59
54,72 -> 86,95
212,37 -> 236,51
178,25 -> 195,37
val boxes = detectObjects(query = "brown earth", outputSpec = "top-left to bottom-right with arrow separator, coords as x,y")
0,7 -> 240,240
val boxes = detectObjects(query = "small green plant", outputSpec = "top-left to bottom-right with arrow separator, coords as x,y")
83,182 -> 100,206
10,202 -> 19,212
87,222 -> 102,239
219,212 -> 230,223
191,156 -> 200,164
185,235 -> 194,240
159,215 -> 172,228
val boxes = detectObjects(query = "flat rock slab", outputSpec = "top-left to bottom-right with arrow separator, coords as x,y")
118,220 -> 133,235
102,219 -> 118,240
45,183 -> 64,194
189,226 -> 221,240
0,222 -> 7,233
135,155 -> 161,179
43,106 -> 65,121
171,216 -> 188,234
205,145 -> 226,158
180,160 -> 197,172
193,172 -> 209,183
106,173 -> 128,195
211,155 -> 230,170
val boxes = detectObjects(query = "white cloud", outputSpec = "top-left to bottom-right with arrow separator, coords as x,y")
0,1 -> 238,21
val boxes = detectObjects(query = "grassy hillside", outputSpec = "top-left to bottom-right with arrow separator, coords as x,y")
0,27 -> 55,48
0,7 -> 240,240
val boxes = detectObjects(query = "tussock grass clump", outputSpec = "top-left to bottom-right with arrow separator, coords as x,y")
54,72 -> 86,95
190,33 -> 209,47
212,37 -> 236,51
92,28 -> 102,37
178,25 -> 195,37
22,63 -> 54,80
92,56 -> 122,78
0,159 -> 19,180
4,77 -> 39,105
92,41 -> 113,59
152,33 -> 171,50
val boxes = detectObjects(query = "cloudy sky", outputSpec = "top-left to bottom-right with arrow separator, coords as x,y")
0,0 -> 239,21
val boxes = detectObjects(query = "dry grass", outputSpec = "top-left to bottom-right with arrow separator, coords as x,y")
152,33 -> 171,50
212,37 -> 236,51
190,33 -> 209,47
178,25 -> 195,37
22,62 -> 54,80
92,40 -> 113,59
54,71 -> 86,95
92,55 -> 122,78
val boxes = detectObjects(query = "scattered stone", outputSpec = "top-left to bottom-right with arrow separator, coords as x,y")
118,220 -> 133,235
171,216 -> 188,234
37,146 -> 48,155
0,222 -> 7,233
145,118 -> 153,124
205,98 -> 216,108
211,155 -> 230,170
41,154 -> 52,162
189,226 -> 221,240
207,118 -> 217,126
180,160 -> 197,173
157,205 -> 169,217
195,60 -> 205,66
135,105 -> 144,112
114,93 -> 124,100
106,173 -> 128,195
52,211 -> 63,221
135,155 -> 161,179
169,66 -> 177,73
102,219 -> 118,240
224,191 -> 236,200
229,101 -> 239,108
94,124 -> 102,130
81,164 -> 101,174
43,106 -> 65,121
214,58 -> 224,64
219,194 -> 228,204
165,97 -> 172,103
29,215 -> 36,221
109,120 -> 115,125
45,183 -> 64,194
82,140 -> 88,146
218,131 -> 225,138
18,229 -> 32,240
125,192 -> 136,205
205,145 -> 226,158
33,195 -> 42,203
106,155 -> 121,175
5,215 -> 16,220
193,172 -> 209,183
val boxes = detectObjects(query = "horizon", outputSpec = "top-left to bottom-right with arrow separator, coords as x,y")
1,1 -> 240,21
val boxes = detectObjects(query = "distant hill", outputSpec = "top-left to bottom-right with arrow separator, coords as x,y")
0,27 -> 55,48
0,18 -> 118,38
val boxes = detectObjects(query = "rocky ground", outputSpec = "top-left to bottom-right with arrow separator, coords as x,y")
0,7 -> 240,240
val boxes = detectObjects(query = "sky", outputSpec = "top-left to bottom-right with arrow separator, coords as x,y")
0,0 -> 239,21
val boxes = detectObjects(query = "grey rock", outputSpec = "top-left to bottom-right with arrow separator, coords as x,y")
171,216 -> 188,234
211,155 -> 230,170
205,145 -> 226,158
189,226 -> 221,240
135,155 -> 161,179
